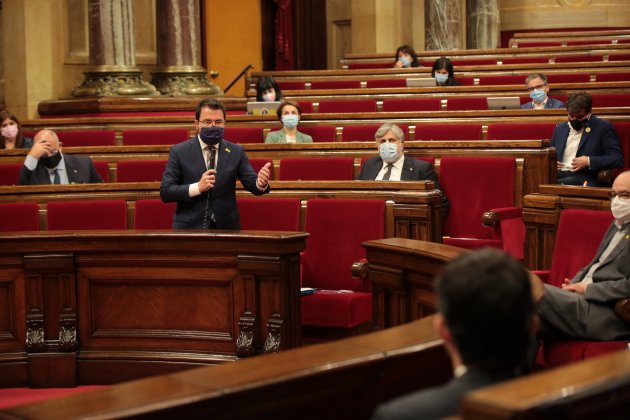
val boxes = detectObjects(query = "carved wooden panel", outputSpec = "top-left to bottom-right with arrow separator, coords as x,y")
0,269 -> 25,350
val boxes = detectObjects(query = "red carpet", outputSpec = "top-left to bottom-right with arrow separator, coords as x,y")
0,386 -> 108,409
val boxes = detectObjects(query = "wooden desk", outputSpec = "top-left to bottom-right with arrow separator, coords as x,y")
0,231 -> 307,387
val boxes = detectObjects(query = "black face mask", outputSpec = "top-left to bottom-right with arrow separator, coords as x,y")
569,117 -> 588,132
199,126 -> 223,146
40,151 -> 62,169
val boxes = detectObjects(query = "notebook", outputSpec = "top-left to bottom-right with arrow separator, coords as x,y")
486,96 -> 522,110
247,101 -> 281,115
406,78 -> 436,88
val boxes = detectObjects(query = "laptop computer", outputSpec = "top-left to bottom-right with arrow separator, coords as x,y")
486,96 -> 522,110
247,101 -> 281,115
406,78 -> 436,88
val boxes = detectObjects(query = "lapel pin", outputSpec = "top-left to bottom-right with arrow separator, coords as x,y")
225,147 -> 231,153
585,127 -> 591,133
626,234 -> 629,240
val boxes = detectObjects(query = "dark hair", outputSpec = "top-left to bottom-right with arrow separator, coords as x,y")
431,57 -> 457,86
195,98 -> 226,121
0,109 -> 27,149
525,73 -> 548,86
394,45 -> 419,67
276,100 -> 302,120
436,248 -> 534,373
566,91 -> 593,114
256,76 -> 283,102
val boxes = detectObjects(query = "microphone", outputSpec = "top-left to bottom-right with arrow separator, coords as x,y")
208,147 -> 216,170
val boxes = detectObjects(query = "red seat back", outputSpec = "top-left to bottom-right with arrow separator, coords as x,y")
237,198 -> 301,231
310,80 -> 361,90
279,158 -> 354,181
486,123 -> 555,140
414,124 -> 482,141
249,159 -> 274,179
277,81 -> 305,90
134,199 -> 176,229
381,98 -> 441,112
596,72 -> 630,82
298,125 -> 337,142
122,129 -> 189,145
92,161 -> 110,182
547,209 -> 614,287
302,199 -> 384,291
47,200 -> 127,230
56,130 -> 116,147
297,102 -> 314,113
365,79 -> 407,88
224,127 -> 263,144
501,57 -> 549,65
0,203 -> 39,232
554,54 -> 603,63
447,97 -> 488,111
591,93 -> 630,108
318,100 -> 377,113
117,160 -> 167,182
346,62 -> 391,70
612,122 -> 630,169
477,75 -> 524,85
343,124 -> 408,142
439,157 -> 515,239
0,163 -> 23,186
546,73 -> 590,84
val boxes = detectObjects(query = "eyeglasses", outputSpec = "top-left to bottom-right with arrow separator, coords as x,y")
609,191 -> 630,200
527,84 -> 547,91
198,119 -> 224,128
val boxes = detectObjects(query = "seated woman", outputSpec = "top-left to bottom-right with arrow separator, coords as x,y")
255,76 -> 283,102
394,45 -> 420,68
1,110 -> 32,150
264,101 -> 313,144
431,57 -> 459,86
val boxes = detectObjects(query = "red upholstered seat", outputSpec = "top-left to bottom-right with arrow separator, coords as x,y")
116,160 -> 167,182
546,73 -> 591,84
439,156 -> 524,259
279,158 -> 354,181
134,199 -> 176,229
501,56 -> 549,65
249,158 -> 274,178
122,128 -> 189,145
596,72 -> 630,82
343,124 -> 408,142
92,161 -> 109,182
346,62 -> 390,70
456,76 -> 475,86
365,79 -> 407,88
516,41 -> 563,47
237,197 -> 301,231
591,93 -> 630,108
298,125 -> 337,142
277,81 -> 305,90
47,200 -> 127,230
297,102 -> 314,113
301,199 -> 385,329
609,54 -> 630,61
414,124 -> 482,141
318,99 -> 377,113
450,58 -> 497,66
224,127 -> 263,143
310,80 -> 361,89
486,123 -> 556,141
0,163 -> 23,186
477,75 -> 524,85
446,97 -> 488,111
566,39 -> 613,46
555,54 -> 604,63
381,98 -> 441,112
612,122 -> 630,170
0,202 -> 39,232
56,130 -> 116,147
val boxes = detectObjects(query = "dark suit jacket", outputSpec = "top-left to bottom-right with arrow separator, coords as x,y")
358,155 -> 449,215
19,153 -> 102,185
160,137 -> 267,229
372,368 -> 516,420
520,97 -> 565,109
551,115 -> 624,185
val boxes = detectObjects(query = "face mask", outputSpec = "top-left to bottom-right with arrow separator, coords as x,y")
1,124 -> 18,138
40,151 -> 62,169
611,196 -> 630,225
379,142 -> 400,163
400,56 -> 412,68
262,92 -> 276,102
569,118 -> 588,132
530,88 -> 546,103
435,73 -> 449,85
199,126 -> 223,146
281,115 -> 299,129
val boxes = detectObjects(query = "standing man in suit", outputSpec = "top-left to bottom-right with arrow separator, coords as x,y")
372,249 -> 536,420
160,98 -> 271,229
552,91 -> 624,186
520,73 -> 565,110
358,123 -> 448,215
20,129 -> 102,185
535,170 -> 630,341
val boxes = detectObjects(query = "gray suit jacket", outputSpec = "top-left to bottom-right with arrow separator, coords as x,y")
520,97 -> 565,109
264,129 -> 313,144
19,154 -> 103,185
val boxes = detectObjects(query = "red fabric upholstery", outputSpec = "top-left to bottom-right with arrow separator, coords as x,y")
47,200 -> 127,230
56,130 -> 116,147
382,98 -> 441,112
477,75 -> 524,85
122,128 -> 189,145
612,122 -> 630,169
546,73 -> 591,84
414,124 -> 482,141
366,79 -> 407,88
555,54 -> 604,63
117,160 -> 167,182
596,72 -> 630,82
609,54 -> 630,61
299,125 -> 337,142
566,39 -> 613,46
591,93 -> 630,108
446,97 -> 488,111
543,341 -> 628,368
318,99 -> 377,113
237,197 -> 301,231
0,163 -> 23,186
0,202 -> 39,232
515,41 -> 563,47
301,199 -> 384,328
297,102 -> 314,113
346,62 -> 390,70
310,80 -> 361,89
279,158 -> 354,180
486,123 -> 556,140
92,161 -> 109,182
277,81 -> 305,90
343,124 -> 408,142
224,127 -> 263,143
501,56 -> 549,64
456,76 -> 475,86
134,199 -> 176,229
450,58 -> 497,66
249,159 -> 274,178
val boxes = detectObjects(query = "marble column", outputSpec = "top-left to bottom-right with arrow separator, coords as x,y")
425,0 -> 461,51
150,0 -> 220,96
72,0 -> 157,97
467,0 -> 500,49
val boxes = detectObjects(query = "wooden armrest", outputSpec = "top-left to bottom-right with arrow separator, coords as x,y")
597,169 -> 621,186
352,259 -> 368,279
482,207 -> 522,227
614,298 -> 630,322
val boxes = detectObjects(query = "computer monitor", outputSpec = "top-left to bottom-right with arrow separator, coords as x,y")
486,96 -> 522,110
247,101 -> 281,115
406,78 -> 437,88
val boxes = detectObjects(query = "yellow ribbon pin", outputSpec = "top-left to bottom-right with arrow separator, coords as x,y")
225,148 -> 231,153
585,127 -> 591,133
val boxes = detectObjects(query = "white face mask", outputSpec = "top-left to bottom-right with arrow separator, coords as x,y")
262,92 -> 276,102
379,142 -> 400,163
1,124 -> 18,138
611,196 -> 630,225
435,73 -> 449,84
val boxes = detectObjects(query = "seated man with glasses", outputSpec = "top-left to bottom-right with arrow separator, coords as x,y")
532,170 -> 630,342
160,98 -> 271,229
521,73 -> 565,110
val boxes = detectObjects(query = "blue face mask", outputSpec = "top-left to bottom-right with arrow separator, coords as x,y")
435,73 -> 449,85
199,126 -> 223,146
379,142 -> 400,163
400,56 -> 412,68
282,115 -> 299,129
530,88 -> 546,103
